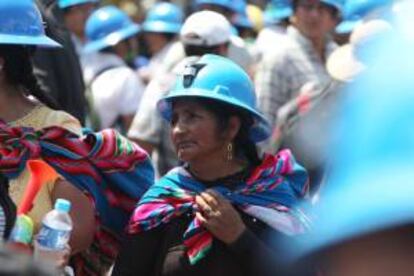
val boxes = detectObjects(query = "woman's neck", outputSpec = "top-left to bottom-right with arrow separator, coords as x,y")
0,85 -> 36,123
188,157 -> 248,182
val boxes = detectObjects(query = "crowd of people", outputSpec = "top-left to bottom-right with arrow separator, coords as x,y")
0,0 -> 413,275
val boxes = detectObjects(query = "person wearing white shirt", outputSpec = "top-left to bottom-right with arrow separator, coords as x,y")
83,6 -> 145,131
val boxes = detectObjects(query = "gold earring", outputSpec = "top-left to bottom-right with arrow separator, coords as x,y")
227,143 -> 233,161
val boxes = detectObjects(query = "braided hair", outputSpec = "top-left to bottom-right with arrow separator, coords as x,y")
0,45 -> 59,109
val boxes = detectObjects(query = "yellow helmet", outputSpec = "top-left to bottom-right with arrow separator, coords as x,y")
246,4 -> 264,32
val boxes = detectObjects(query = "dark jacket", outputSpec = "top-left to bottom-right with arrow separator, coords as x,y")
34,0 -> 87,125
113,211 -> 294,276
112,169 -> 298,276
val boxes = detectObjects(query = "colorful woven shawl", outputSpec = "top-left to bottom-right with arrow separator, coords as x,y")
0,121 -> 154,275
128,149 -> 309,264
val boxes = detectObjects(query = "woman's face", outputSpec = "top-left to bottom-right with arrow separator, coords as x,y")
170,99 -> 229,164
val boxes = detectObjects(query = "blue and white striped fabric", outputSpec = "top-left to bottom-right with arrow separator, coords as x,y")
0,205 -> 5,239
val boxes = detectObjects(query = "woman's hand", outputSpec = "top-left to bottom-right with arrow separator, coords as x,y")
52,179 -> 95,254
195,189 -> 246,244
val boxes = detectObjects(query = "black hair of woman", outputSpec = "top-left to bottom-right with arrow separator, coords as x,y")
0,45 -> 59,110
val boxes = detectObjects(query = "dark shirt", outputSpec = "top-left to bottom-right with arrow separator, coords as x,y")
112,167 -> 296,276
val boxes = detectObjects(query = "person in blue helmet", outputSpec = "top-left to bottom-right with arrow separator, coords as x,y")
128,10 -> 234,178
113,54 -> 310,276
82,5 -> 145,131
255,0 -> 342,193
138,2 -> 184,84
288,8 -> 414,275
0,0 -> 95,272
58,0 -> 99,54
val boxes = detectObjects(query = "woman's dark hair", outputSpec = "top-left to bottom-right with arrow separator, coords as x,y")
183,43 -> 227,57
0,45 -> 58,109
0,173 -> 16,240
192,98 -> 261,166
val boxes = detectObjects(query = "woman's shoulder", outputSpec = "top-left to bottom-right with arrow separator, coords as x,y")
41,106 -> 82,135
12,104 -> 82,136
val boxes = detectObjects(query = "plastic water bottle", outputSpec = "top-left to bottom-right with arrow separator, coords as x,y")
34,198 -> 73,274
36,198 -> 73,251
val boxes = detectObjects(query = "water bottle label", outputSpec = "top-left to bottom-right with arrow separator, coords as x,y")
36,223 -> 70,250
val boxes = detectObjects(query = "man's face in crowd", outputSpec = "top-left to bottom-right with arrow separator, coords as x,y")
293,0 -> 339,41
64,3 -> 97,40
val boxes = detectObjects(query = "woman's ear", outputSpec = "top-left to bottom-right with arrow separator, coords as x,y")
227,116 -> 242,142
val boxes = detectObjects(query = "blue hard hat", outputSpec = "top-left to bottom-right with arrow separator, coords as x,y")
58,0 -> 98,9
335,15 -> 361,33
84,5 -> 140,53
0,0 -> 60,48
142,3 -> 183,34
291,18 -> 414,259
264,0 -> 292,25
233,0 -> 253,29
194,0 -> 238,13
344,0 -> 393,20
336,0 -> 393,33
157,54 -> 271,142
321,0 -> 344,12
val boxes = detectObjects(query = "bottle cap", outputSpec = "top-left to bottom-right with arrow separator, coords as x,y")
54,198 -> 71,213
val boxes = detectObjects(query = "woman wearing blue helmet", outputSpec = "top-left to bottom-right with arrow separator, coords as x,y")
113,54 -> 309,276
0,0 -> 95,272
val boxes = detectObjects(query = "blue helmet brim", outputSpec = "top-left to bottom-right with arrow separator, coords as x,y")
0,33 -> 61,48
336,19 -> 361,34
84,24 -> 140,53
142,21 -> 181,34
58,0 -> 98,9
